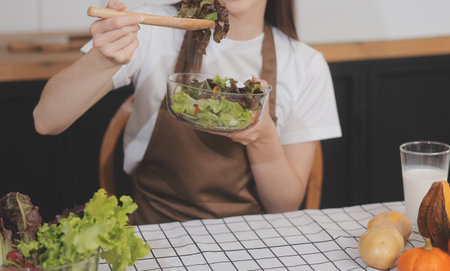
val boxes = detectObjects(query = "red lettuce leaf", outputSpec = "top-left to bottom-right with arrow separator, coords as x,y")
0,218 -> 13,266
177,0 -> 229,54
0,192 -> 42,244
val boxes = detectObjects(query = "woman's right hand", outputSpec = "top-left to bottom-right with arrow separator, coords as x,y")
89,0 -> 143,65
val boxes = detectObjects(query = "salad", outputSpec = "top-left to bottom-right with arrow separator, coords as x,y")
176,0 -> 229,54
169,75 -> 269,131
0,189 -> 150,271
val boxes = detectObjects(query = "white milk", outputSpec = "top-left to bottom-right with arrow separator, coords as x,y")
402,166 -> 448,225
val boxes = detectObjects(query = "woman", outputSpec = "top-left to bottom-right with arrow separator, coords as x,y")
33,0 -> 341,224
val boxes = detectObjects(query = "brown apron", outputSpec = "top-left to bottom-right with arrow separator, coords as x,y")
130,24 -> 277,225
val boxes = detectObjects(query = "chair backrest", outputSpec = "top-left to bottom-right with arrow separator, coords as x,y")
99,96 -> 323,208
305,141 -> 323,209
99,95 -> 134,197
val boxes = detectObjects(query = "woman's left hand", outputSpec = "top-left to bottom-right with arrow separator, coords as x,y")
211,79 -> 277,146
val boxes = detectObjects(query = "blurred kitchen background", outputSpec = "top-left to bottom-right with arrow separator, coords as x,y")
1,0 -> 450,221
1,0 -> 450,43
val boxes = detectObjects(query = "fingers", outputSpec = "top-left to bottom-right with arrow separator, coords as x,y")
207,84 -> 272,145
116,39 -> 140,63
210,121 -> 262,145
92,24 -> 139,47
90,15 -> 143,34
232,124 -> 261,145
107,0 -> 126,10
210,100 -> 272,145
89,12 -> 143,65
251,76 -> 269,89
98,31 -> 138,61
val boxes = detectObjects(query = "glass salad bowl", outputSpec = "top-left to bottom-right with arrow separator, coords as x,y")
0,253 -> 99,271
44,253 -> 99,271
167,73 -> 272,132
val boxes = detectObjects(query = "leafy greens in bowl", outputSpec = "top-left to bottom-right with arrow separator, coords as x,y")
167,73 -> 272,132
0,190 -> 150,271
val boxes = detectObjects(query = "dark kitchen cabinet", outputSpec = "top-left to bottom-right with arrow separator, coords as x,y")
1,54 -> 450,220
0,82 -> 133,221
321,54 -> 450,208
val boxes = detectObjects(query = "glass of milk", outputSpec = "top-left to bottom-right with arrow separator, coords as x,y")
400,141 -> 450,227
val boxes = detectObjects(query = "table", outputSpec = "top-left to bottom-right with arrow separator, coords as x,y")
98,202 -> 425,271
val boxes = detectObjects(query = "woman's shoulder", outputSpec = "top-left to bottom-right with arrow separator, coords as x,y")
272,27 -> 327,69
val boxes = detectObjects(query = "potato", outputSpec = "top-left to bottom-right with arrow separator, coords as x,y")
358,224 -> 405,269
367,211 -> 412,242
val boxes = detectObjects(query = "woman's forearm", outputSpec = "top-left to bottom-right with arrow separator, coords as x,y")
33,48 -> 120,135
219,102 -> 313,213
247,125 -> 309,213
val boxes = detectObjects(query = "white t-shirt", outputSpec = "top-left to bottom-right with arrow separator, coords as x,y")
82,3 -> 342,174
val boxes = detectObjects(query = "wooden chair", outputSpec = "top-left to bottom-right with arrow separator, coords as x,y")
305,142 -> 323,209
99,96 -> 324,209
99,95 -> 134,197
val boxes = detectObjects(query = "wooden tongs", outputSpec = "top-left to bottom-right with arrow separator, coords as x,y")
87,7 -> 214,30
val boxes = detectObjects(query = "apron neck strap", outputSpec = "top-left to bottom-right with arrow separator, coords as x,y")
261,23 -> 278,124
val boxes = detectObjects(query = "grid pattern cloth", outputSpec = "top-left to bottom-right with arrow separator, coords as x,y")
98,202 -> 425,271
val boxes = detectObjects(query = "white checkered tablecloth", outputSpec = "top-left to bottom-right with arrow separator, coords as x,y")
98,202 -> 425,271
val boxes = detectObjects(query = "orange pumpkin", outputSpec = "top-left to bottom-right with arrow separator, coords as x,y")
417,180 -> 450,250
397,238 -> 450,271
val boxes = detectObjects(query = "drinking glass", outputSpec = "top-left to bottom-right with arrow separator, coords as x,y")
400,141 -> 450,226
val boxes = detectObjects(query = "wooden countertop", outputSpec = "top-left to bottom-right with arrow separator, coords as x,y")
2,32 -> 450,82
0,32 -> 88,82
313,36 -> 450,63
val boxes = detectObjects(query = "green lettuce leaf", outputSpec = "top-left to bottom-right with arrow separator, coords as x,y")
171,91 -> 256,129
202,12 -> 217,20
171,91 -> 199,116
17,189 -> 150,271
